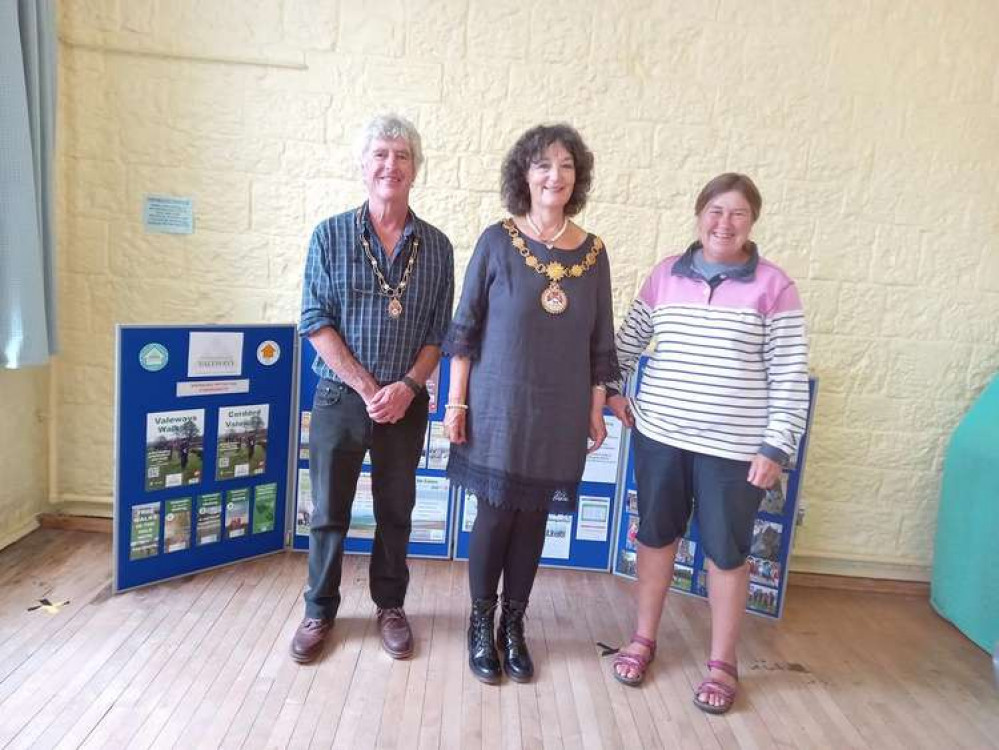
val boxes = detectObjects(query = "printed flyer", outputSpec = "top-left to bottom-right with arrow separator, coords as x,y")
575,496 -> 610,541
542,514 -> 572,560
130,502 -> 160,560
347,474 -> 375,539
196,492 -> 222,545
462,492 -> 478,533
187,331 -> 243,378
225,488 -> 250,539
253,483 -> 277,534
425,422 -> 450,470
296,468 -> 313,536
216,404 -> 269,481
144,409 -> 204,491
411,476 -> 449,543
164,497 -> 192,553
299,411 -> 311,461
581,417 -> 623,484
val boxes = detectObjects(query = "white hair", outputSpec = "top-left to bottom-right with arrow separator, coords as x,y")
357,113 -> 424,173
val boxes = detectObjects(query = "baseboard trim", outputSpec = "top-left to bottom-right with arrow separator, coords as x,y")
790,552 -> 930,582
0,516 -> 41,551
788,571 -> 930,596
38,513 -> 112,534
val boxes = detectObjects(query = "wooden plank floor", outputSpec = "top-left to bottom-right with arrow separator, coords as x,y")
1,529 -> 996,749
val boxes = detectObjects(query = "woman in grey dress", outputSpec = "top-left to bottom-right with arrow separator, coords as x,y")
443,124 -> 619,684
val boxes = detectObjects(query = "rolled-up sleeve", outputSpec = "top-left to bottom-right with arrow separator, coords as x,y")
442,230 -> 492,359
423,236 -> 455,347
760,282 -> 810,464
298,222 -> 338,337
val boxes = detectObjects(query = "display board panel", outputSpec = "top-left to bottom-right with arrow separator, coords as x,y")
293,339 -> 454,558
114,325 -> 296,592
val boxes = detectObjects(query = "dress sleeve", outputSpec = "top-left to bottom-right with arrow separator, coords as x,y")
590,240 -> 620,385
759,281 -> 810,464
442,229 -> 493,360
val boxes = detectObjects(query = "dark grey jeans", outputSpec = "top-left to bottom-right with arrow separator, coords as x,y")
304,380 -> 429,620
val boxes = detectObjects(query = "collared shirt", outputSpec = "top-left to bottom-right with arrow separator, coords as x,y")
299,203 -> 454,384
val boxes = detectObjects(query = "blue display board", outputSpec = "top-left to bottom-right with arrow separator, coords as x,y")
114,325 -> 297,592
452,408 -> 625,572
611,356 -> 818,620
292,340 -> 455,559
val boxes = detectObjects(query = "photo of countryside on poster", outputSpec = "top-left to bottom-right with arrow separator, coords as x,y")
145,409 -> 205,491
216,404 -> 269,481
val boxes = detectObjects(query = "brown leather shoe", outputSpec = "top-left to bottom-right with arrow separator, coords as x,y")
290,617 -> 331,664
376,607 -> 414,659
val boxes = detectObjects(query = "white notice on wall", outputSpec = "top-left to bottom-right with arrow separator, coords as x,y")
576,496 -> 610,542
143,195 -> 194,234
542,514 -> 572,560
582,417 -> 623,484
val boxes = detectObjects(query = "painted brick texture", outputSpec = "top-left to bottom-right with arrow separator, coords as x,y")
0,369 -> 49,543
54,0 -> 999,573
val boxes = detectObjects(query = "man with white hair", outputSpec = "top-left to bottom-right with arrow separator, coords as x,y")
294,114 -> 454,663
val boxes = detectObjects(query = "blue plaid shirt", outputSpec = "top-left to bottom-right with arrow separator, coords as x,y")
299,204 -> 455,384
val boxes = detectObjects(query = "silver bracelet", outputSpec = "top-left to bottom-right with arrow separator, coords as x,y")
445,403 -> 468,411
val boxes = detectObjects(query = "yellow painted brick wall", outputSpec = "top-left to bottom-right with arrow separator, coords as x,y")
0,368 -> 49,547
55,0 -> 999,575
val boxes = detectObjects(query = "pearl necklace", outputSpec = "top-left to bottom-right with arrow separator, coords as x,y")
525,213 -> 569,249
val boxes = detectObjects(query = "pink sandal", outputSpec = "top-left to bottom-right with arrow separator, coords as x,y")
693,659 -> 738,714
612,634 -> 657,687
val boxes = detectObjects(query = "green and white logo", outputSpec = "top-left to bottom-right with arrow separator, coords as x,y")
139,343 -> 169,372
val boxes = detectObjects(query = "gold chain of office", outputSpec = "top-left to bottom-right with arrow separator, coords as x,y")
357,229 -> 421,319
503,218 -> 604,315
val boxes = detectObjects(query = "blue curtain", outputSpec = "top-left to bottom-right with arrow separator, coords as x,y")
0,0 -> 57,368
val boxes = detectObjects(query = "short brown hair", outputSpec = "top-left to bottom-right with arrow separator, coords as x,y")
500,124 -> 594,217
694,173 -> 762,221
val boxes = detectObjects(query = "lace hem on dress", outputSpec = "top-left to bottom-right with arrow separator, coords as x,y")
447,451 -> 579,513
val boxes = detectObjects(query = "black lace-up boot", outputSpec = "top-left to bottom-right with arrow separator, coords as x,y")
468,597 -> 501,684
497,596 -> 533,682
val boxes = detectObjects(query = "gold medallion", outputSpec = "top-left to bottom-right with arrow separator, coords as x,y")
503,219 -> 603,318
540,282 -> 568,315
387,298 -> 403,318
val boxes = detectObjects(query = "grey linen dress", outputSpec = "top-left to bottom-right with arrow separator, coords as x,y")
443,221 -> 620,513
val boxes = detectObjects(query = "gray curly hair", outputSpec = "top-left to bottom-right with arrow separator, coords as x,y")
357,113 -> 424,173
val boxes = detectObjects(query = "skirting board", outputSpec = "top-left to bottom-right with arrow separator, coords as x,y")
790,552 -> 930,583
38,513 -> 112,534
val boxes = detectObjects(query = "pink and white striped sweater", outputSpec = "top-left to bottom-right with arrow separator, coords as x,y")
612,246 -> 810,463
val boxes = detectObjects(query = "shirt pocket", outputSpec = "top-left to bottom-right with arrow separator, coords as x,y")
350,257 -> 382,296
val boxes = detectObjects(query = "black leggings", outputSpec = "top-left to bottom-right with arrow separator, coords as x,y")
467,500 -> 548,602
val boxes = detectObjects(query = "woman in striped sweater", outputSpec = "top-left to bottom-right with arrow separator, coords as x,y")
607,174 -> 809,713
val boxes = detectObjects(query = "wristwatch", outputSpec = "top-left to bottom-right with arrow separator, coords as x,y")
401,375 -> 423,396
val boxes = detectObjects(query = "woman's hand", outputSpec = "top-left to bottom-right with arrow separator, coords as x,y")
588,407 -> 607,453
444,406 -> 467,444
607,394 -> 634,428
747,453 -> 781,489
